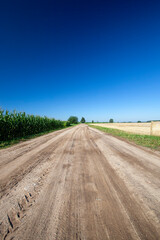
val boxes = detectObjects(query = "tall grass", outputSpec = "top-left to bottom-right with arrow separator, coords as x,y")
0,109 -> 65,141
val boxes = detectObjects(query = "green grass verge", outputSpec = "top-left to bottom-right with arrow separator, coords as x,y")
88,125 -> 160,150
0,125 -> 75,149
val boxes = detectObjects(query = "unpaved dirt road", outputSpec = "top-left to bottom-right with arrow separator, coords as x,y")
0,124 -> 160,240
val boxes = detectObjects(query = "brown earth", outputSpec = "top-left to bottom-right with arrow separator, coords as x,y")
0,124 -> 160,240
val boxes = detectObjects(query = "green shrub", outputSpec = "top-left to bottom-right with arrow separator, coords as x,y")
65,121 -> 71,127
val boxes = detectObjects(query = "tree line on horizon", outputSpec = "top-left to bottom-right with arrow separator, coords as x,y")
90,119 -> 160,123
91,119 -> 114,123
67,116 -> 86,124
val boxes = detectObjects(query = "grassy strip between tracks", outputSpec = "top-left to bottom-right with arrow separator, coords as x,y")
88,125 -> 160,150
0,125 -> 76,149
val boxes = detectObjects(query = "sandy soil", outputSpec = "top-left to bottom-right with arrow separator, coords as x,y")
91,122 -> 160,136
0,124 -> 160,239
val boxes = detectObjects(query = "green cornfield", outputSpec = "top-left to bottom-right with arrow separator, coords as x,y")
0,109 -> 65,141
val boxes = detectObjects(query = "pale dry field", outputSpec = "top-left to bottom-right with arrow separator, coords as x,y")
91,122 -> 160,136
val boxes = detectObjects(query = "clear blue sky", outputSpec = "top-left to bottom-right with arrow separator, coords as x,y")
0,0 -> 160,122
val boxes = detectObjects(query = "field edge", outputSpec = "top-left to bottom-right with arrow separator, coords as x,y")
88,124 -> 160,151
0,125 -> 76,149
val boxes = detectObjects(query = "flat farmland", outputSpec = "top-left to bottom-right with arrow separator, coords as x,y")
91,122 -> 160,136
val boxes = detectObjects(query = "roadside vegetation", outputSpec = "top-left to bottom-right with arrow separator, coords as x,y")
89,125 -> 160,150
0,109 -> 74,148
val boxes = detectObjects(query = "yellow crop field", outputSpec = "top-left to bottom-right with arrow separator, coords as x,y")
90,122 -> 160,136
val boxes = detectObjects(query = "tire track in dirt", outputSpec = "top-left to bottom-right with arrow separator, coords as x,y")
12,126 -> 81,240
0,127 -> 75,198
89,126 -> 160,224
0,127 -> 72,168
0,124 -> 160,239
87,130 -> 160,239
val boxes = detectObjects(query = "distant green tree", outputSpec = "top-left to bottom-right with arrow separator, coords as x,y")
109,118 -> 114,123
137,121 -> 141,123
68,116 -> 78,124
92,120 -> 94,123
80,117 -> 85,123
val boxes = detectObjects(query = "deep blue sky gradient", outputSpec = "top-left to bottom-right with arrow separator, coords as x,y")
0,0 -> 160,121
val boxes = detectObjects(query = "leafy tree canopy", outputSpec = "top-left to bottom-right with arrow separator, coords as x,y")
68,116 -> 78,124
109,118 -> 114,123
80,117 -> 85,123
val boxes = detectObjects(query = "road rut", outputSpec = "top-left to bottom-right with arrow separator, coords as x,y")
0,124 -> 160,239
